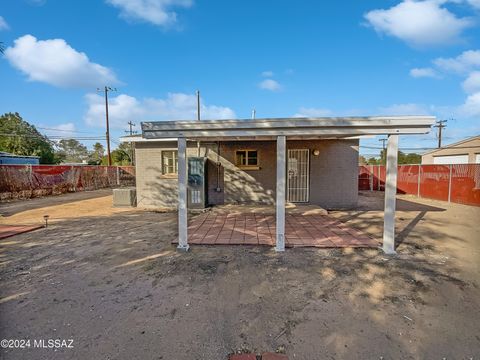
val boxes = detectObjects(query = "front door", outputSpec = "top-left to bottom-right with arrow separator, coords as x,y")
287,149 -> 310,202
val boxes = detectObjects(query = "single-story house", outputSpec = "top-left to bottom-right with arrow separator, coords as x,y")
0,151 -> 40,165
123,116 -> 435,254
421,135 -> 480,164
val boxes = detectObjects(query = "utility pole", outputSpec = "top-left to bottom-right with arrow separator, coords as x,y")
97,86 -> 117,166
379,137 -> 387,165
125,121 -> 136,136
434,119 -> 447,148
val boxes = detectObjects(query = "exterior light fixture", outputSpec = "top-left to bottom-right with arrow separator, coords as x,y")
312,149 -> 320,156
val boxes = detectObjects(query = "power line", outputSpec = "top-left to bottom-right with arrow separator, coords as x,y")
37,126 -> 100,134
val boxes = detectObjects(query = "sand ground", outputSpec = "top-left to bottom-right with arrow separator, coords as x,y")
0,190 -> 479,359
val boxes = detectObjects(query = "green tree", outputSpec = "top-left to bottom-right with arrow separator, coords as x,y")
102,142 -> 133,165
88,142 -> 105,165
56,139 -> 89,163
0,112 -> 58,164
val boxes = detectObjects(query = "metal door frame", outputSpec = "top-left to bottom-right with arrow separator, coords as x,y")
287,149 -> 310,203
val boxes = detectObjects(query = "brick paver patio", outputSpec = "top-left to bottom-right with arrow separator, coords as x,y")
173,212 -> 378,248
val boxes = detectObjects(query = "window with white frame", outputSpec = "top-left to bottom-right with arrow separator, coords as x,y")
162,150 -> 178,175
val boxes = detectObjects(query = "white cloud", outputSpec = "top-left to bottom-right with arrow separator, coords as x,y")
459,91 -> 480,116
364,0 -> 473,47
0,16 -> 9,30
465,0 -> 480,9
106,0 -> 193,27
433,50 -> 480,74
258,79 -> 282,91
409,67 -> 439,78
377,103 -> 431,115
293,107 -> 333,118
261,70 -> 274,77
5,35 -> 120,88
462,71 -> 480,93
41,123 -> 77,137
84,92 -> 236,129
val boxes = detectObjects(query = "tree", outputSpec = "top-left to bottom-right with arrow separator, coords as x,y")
376,149 -> 421,165
102,142 -> 132,165
56,139 -> 89,163
88,142 -> 105,165
0,112 -> 58,164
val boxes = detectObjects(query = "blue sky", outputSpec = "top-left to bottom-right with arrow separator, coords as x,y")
1,0 -> 479,156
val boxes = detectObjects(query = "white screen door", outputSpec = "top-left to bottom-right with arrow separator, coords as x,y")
287,149 -> 309,202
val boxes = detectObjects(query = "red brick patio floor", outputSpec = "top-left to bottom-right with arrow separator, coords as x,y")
173,212 -> 379,248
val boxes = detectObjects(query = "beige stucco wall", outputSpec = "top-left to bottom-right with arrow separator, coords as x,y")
422,137 -> 480,164
135,139 -> 359,210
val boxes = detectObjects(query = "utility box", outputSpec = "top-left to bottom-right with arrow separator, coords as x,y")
113,187 -> 137,207
188,157 -> 208,209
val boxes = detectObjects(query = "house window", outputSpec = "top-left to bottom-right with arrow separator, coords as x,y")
235,150 -> 259,169
162,150 -> 178,175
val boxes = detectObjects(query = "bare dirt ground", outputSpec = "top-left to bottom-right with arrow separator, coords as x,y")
0,190 -> 479,359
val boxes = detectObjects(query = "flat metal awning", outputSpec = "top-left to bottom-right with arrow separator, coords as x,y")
141,116 -> 435,139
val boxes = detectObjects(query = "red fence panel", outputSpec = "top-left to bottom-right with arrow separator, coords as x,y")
419,165 -> 450,202
0,165 -> 136,201
397,165 -> 420,195
450,164 -> 480,206
358,165 -> 371,190
358,164 -> 480,207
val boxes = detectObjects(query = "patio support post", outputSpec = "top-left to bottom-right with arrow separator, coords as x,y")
177,137 -> 189,251
276,135 -> 286,252
382,134 -> 399,254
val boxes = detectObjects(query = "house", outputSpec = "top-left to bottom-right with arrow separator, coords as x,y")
0,151 -> 40,165
421,135 -> 480,164
124,116 -> 435,254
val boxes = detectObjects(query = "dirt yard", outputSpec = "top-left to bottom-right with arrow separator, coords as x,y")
0,190 -> 479,359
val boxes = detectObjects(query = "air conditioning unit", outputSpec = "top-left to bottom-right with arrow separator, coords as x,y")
113,187 -> 137,207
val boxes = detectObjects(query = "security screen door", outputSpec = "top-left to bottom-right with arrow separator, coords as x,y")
287,149 -> 310,202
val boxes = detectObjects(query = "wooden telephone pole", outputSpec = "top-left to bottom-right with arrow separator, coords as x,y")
434,120 -> 447,148
97,86 -> 117,166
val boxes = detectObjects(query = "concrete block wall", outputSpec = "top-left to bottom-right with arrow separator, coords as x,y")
134,139 -> 359,210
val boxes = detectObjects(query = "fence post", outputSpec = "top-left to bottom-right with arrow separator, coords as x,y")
116,166 -> 120,186
369,165 -> 373,191
377,165 -> 381,191
448,164 -> 453,202
71,166 -> 75,192
417,164 -> 421,197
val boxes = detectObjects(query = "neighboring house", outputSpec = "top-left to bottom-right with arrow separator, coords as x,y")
123,116 -> 435,254
0,151 -> 40,165
421,135 -> 480,164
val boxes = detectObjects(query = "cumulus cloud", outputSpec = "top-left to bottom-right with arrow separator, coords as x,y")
459,91 -> 480,116
106,0 -> 193,27
364,0 -> 473,47
462,71 -> 480,93
4,35 -> 120,88
0,16 -> 9,30
409,67 -> 439,78
433,50 -> 480,74
41,123 -> 77,137
261,70 -> 274,77
258,79 -> 282,91
293,107 -> 333,118
84,92 -> 236,129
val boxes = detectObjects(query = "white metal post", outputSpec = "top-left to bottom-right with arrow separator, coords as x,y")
177,137 -> 189,251
116,166 -> 120,186
276,135 -> 286,252
417,164 -> 421,197
448,164 -> 453,202
382,134 -> 399,254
